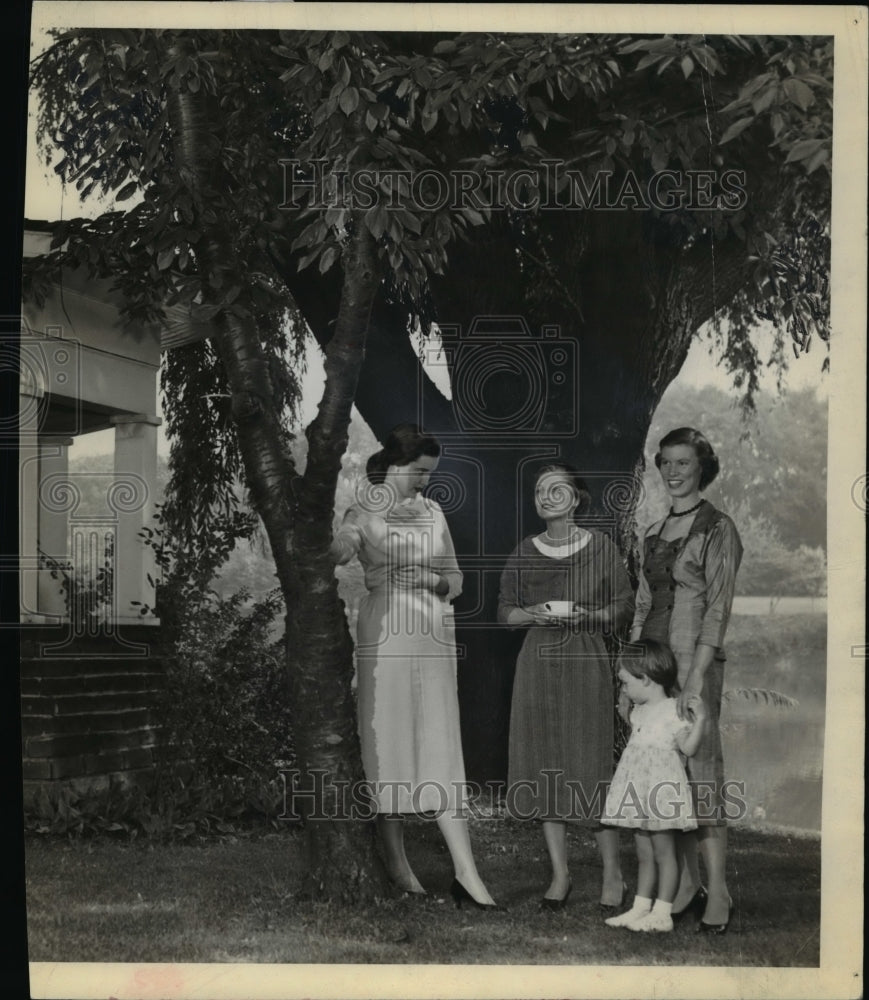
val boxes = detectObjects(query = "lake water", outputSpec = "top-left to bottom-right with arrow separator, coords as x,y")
732,596 -> 828,616
721,613 -> 825,833
722,699 -> 824,832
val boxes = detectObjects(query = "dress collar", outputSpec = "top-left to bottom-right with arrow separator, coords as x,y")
532,530 -> 591,557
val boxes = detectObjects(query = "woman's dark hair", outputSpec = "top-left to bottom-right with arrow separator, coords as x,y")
620,639 -> 680,697
535,463 -> 592,516
365,423 -> 441,485
654,427 -> 720,491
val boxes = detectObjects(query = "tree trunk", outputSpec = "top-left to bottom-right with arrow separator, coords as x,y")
168,81 -> 388,901
287,217 -> 388,900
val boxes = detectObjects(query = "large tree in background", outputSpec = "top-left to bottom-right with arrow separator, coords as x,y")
267,31 -> 832,780
26,29 -> 831,889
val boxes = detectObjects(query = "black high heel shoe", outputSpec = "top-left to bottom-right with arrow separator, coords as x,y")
449,878 -> 498,911
672,886 -> 707,925
697,897 -> 733,935
541,881 -> 573,911
598,881 -> 628,912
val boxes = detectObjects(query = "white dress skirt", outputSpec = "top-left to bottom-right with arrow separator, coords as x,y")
602,698 -> 698,831
334,494 -> 466,814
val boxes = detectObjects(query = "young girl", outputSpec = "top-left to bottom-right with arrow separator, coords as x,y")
602,639 -> 707,932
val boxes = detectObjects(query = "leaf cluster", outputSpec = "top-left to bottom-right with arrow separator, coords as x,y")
27,28 -> 834,536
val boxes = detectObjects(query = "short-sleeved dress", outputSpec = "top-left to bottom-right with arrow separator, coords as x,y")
632,501 -> 743,824
333,495 -> 466,814
602,698 -> 697,831
497,531 -> 634,823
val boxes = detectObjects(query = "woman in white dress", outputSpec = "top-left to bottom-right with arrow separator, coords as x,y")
330,424 -> 496,908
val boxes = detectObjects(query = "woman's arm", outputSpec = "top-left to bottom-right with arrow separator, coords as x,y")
677,517 -> 743,714
432,504 -> 462,600
697,517 -> 743,648
329,507 -> 364,565
497,545 -> 552,627
581,535 -> 635,632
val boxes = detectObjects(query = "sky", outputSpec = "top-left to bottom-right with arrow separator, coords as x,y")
23,28 -> 829,460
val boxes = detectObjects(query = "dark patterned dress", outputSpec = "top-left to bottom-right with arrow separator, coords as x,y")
498,531 -> 634,823
633,501 -> 743,824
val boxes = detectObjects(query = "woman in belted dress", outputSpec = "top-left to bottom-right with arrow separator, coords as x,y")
630,427 -> 743,933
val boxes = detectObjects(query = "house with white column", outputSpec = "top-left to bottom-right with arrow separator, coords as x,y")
19,220 -> 209,799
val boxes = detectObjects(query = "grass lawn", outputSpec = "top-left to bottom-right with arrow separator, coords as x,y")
25,818 -> 819,967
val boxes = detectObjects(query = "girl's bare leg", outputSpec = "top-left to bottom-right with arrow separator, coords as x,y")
650,831 -> 679,903
634,831 -> 656,900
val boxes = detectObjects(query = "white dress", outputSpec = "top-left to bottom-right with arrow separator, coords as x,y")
602,698 -> 698,831
333,494 -> 466,814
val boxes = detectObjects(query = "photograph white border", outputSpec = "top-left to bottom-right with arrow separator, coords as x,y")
23,3 -> 866,998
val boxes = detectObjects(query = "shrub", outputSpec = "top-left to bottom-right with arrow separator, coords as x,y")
24,771 -> 289,841
155,585 -> 295,785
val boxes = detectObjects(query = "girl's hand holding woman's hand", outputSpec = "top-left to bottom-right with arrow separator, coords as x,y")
676,673 -> 703,719
681,693 -> 707,723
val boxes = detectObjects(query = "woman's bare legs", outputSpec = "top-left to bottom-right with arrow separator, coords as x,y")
595,825 -> 626,906
542,823 -> 624,904
377,815 -> 425,894
671,830 -> 703,912
697,825 -> 730,923
435,811 -> 496,905
542,820 -> 571,899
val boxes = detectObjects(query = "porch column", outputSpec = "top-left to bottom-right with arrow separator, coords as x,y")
19,365 -> 43,621
37,436 -> 75,618
109,414 -> 162,624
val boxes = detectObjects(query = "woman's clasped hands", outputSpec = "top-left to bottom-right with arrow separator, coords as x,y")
391,563 -> 442,593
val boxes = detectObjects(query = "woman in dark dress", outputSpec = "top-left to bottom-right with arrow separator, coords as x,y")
630,427 -> 742,933
498,464 -> 634,908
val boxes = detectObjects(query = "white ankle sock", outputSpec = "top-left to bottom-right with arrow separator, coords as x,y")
604,895 -> 652,928
651,899 -> 673,916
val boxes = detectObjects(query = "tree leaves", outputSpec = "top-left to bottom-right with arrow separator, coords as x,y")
338,86 -> 359,115
782,77 -> 815,111
318,246 -> 339,273
115,181 -> 139,202
157,247 -> 176,270
720,117 -> 755,144
29,27 -> 833,408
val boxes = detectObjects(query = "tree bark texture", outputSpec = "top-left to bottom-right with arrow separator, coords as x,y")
287,218 -> 388,900
168,83 -> 387,900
